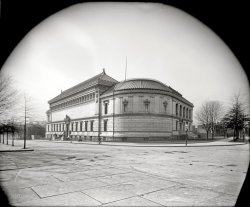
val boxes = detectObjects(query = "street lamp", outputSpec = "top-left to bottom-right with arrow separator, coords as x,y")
185,123 -> 188,146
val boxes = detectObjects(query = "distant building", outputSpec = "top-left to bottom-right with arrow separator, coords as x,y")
46,70 -> 194,142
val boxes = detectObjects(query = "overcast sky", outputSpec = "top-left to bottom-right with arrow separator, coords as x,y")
2,2 -> 249,125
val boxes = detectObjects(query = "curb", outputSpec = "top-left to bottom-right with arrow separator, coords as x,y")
71,142 -> 246,148
34,140 -> 248,148
0,149 -> 34,152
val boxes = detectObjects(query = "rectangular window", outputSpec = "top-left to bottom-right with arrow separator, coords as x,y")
183,107 -> 185,118
59,124 -> 61,131
176,104 -> 178,116
179,123 -> 182,131
80,121 -> 83,131
180,105 -> 182,117
90,121 -> 94,131
123,103 -> 128,112
104,102 -> 108,114
71,123 -> 73,131
104,120 -> 108,131
176,121 -> 178,130
164,104 -> 167,113
75,122 -> 78,132
85,121 -> 88,131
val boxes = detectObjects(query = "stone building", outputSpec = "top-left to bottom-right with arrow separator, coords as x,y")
46,70 -> 194,141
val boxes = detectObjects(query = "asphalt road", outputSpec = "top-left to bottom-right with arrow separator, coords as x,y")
0,140 -> 249,206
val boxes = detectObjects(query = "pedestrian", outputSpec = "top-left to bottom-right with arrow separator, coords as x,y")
98,137 -> 102,144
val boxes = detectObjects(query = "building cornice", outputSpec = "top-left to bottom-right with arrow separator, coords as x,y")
47,113 -> 193,124
100,89 -> 194,107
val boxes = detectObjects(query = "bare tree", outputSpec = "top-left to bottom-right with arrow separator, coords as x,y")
0,73 -> 17,120
21,93 -> 42,148
196,102 -> 210,140
208,101 -> 224,139
196,101 -> 224,140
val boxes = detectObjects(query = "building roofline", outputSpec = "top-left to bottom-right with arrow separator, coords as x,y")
48,70 -> 118,104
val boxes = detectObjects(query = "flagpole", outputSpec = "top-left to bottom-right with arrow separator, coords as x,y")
125,56 -> 127,80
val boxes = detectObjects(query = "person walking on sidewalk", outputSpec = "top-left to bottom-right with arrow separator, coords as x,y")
98,137 -> 102,145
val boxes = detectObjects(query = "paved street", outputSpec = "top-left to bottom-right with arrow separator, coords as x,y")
0,140 -> 249,206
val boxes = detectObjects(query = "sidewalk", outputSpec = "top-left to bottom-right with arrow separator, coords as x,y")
0,143 -> 34,152
38,137 -> 247,148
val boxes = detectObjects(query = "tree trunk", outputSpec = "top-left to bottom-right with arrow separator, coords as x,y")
6,130 -> 8,145
12,131 -> 14,146
206,130 -> 209,140
233,129 -> 236,141
235,129 -> 239,140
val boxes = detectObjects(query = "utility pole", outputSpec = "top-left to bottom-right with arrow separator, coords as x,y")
98,89 -> 101,143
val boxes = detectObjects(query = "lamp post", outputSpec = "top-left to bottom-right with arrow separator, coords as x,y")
185,123 -> 188,146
